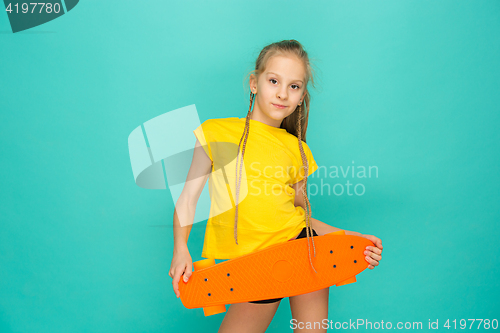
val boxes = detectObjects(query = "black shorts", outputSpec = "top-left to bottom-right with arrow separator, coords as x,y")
248,227 -> 318,304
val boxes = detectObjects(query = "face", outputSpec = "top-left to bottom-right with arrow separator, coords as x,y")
249,54 -> 307,127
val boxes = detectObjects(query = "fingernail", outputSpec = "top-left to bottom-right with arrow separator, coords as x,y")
184,276 -> 188,282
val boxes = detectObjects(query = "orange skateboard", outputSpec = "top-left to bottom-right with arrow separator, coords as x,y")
178,230 -> 374,316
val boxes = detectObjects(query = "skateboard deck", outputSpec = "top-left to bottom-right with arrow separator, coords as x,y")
178,230 -> 373,316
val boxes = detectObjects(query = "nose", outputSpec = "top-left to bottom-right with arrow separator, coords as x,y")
277,86 -> 288,100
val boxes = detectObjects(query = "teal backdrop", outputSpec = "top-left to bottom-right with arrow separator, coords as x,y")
1,0 -> 499,332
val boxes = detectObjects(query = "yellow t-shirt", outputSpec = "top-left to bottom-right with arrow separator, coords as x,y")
193,116 -> 318,259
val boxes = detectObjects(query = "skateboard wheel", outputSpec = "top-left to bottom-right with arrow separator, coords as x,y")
203,304 -> 226,316
335,275 -> 356,287
193,258 -> 216,271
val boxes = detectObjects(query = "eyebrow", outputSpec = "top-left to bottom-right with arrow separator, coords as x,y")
266,71 -> 303,84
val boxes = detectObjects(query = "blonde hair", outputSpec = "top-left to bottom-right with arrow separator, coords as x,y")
234,39 -> 319,272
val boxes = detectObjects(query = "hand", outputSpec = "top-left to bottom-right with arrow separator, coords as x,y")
360,234 -> 383,270
169,247 -> 193,298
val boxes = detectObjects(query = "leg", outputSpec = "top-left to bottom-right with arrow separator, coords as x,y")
218,300 -> 281,333
289,287 -> 329,333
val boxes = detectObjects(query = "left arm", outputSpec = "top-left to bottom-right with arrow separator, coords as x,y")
292,179 -> 383,269
292,179 -> 360,236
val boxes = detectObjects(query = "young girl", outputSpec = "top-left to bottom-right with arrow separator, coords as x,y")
169,40 -> 383,333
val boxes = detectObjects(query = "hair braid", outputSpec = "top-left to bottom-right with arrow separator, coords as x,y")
233,91 -> 253,244
234,39 -> 320,272
296,102 -> 317,273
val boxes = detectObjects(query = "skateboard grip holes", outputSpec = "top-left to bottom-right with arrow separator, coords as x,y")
350,245 -> 354,249
227,273 -> 230,277
272,260 -> 293,282
204,278 -> 208,282
330,250 -> 333,254
333,265 -> 336,268
230,288 -> 233,291
208,293 -> 211,296
354,260 -> 357,263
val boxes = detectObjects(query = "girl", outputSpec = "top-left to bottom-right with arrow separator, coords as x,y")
169,40 -> 383,333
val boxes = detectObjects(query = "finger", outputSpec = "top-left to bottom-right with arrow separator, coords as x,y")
184,262 -> 193,282
172,274 -> 180,298
364,236 -> 382,249
365,256 -> 379,266
368,246 -> 382,255
172,268 -> 184,298
365,248 -> 382,260
368,252 -> 382,261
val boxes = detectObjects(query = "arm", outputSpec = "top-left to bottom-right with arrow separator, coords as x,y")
292,179 -> 383,270
170,138 -> 212,296
173,137 -> 212,247
291,179 -> 361,237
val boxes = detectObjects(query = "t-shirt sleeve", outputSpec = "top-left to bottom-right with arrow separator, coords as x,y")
293,141 -> 319,184
193,119 -> 214,161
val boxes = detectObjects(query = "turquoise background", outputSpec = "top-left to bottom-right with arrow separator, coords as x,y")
1,0 -> 499,332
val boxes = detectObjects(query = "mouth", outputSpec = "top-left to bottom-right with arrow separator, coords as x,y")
272,103 -> 287,109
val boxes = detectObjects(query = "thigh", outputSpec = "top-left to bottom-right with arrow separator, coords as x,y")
218,301 -> 281,333
289,287 -> 329,333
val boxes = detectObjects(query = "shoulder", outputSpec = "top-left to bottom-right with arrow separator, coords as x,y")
296,140 -> 315,161
301,139 -> 313,153
294,138 -> 317,163
200,117 -> 240,130
195,117 -> 242,144
281,131 -> 314,154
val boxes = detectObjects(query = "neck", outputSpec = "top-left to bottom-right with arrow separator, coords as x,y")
251,109 -> 283,128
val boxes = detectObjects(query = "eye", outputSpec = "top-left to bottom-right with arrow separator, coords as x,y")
269,79 -> 301,90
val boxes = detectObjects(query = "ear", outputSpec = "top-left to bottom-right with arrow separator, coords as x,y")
249,74 -> 257,93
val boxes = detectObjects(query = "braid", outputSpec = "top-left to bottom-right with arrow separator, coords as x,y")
296,102 -> 317,273
234,96 -> 318,273
236,39 -> 320,272
234,91 -> 254,244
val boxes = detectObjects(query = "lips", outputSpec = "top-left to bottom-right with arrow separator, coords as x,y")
272,103 -> 287,109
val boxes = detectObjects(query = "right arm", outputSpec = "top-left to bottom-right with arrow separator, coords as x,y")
169,138 -> 212,298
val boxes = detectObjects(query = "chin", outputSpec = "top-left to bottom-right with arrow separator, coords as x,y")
265,110 -> 288,121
